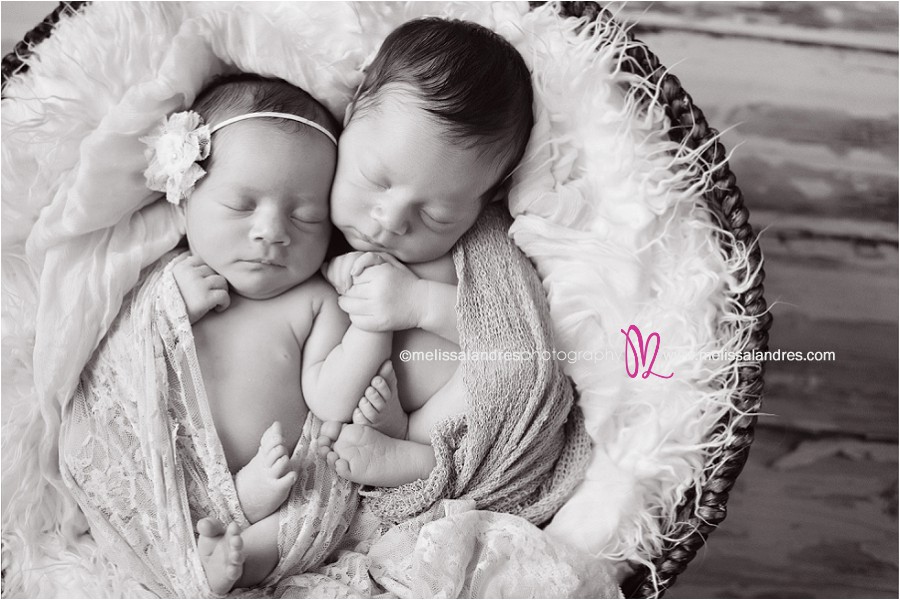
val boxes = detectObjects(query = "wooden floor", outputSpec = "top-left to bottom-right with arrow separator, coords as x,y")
613,2 -> 899,598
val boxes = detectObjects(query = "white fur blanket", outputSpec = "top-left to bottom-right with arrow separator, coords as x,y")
2,1 -> 756,596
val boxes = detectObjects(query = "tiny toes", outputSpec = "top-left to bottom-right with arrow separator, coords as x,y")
334,458 -> 352,479
365,387 -> 386,409
357,402 -> 379,423
319,420 -> 343,441
197,517 -> 225,538
352,407 -> 371,425
376,360 -> 393,379
371,378 -> 391,401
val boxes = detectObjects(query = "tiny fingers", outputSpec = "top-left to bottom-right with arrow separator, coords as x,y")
350,253 -> 385,277
211,289 -> 231,312
207,274 -> 228,289
195,264 -> 216,278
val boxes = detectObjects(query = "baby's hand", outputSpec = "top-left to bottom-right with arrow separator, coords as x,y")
322,252 -> 385,295
172,254 -> 230,324
338,255 -> 423,332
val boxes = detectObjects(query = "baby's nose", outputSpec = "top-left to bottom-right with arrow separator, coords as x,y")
250,209 -> 291,245
372,199 -> 409,236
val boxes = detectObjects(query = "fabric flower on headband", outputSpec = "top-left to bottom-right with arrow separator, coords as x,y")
141,111 -> 211,205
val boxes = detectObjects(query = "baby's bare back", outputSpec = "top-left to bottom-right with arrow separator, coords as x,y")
192,284 -> 320,473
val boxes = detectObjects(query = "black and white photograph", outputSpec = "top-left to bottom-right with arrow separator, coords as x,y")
1,2 -> 897,598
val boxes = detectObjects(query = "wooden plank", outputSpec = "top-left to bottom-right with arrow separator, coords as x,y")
615,1 -> 898,53
626,33 -> 898,119
667,426 -> 898,599
0,1 -> 58,56
617,1 -> 900,35
618,31 -> 899,230
761,314 -> 898,440
732,148 -> 897,229
761,233 -> 898,323
751,210 -> 897,244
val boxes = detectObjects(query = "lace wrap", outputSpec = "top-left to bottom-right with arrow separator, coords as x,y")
60,253 -> 358,597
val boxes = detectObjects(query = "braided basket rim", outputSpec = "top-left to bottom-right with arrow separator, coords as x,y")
2,2 -> 771,598
550,3 -> 771,597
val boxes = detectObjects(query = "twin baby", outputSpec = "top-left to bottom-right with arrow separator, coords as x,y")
149,18 -> 535,593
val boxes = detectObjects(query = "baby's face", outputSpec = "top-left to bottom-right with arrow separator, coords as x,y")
330,88 -> 506,264
184,121 -> 335,300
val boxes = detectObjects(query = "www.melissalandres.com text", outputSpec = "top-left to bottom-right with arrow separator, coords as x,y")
398,348 -> 835,364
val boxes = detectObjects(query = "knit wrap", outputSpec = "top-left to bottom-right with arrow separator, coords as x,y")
363,204 -> 592,525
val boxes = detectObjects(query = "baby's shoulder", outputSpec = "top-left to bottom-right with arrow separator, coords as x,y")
273,273 -> 335,303
260,275 -> 336,338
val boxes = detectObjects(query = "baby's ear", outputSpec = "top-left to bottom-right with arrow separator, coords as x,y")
485,176 -> 513,205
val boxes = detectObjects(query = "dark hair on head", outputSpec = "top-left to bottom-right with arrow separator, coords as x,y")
353,17 -> 534,191
192,73 -> 340,142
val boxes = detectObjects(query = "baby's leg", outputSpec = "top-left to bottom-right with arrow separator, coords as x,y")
315,367 -> 466,487
352,360 -> 408,439
234,421 -> 297,524
406,366 -> 467,445
197,518 -> 244,595
316,421 -> 436,487
234,513 -> 280,589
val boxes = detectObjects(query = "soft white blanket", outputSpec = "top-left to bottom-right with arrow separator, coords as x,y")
2,1 -> 756,596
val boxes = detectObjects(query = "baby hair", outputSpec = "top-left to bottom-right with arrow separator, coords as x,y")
193,73 -> 341,142
353,17 -> 534,188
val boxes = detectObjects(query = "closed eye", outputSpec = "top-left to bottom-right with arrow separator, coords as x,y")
221,198 -> 254,212
361,171 -> 389,190
291,214 -> 327,225
420,210 -> 454,227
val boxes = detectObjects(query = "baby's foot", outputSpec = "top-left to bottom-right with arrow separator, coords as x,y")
316,422 -> 436,487
352,361 -> 408,439
234,421 -> 297,523
197,518 -> 244,595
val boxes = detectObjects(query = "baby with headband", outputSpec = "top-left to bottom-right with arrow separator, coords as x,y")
141,74 -> 390,592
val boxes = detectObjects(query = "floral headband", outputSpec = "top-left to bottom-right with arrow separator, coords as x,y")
141,110 -> 337,205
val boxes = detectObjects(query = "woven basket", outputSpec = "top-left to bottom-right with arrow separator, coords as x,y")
1,2 -> 771,598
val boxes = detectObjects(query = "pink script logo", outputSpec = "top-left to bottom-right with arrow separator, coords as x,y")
620,324 -> 674,380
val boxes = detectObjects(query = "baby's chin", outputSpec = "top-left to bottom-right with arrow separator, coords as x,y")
230,287 -> 287,301
228,278 -> 310,301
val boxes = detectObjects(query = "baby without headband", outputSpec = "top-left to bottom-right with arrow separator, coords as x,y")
141,110 -> 336,205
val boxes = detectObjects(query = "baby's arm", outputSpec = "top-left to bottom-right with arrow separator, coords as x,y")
413,279 -> 458,344
172,254 -> 230,323
301,287 -> 392,423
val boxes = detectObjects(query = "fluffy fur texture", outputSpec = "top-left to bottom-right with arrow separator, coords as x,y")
1,2 -> 757,596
